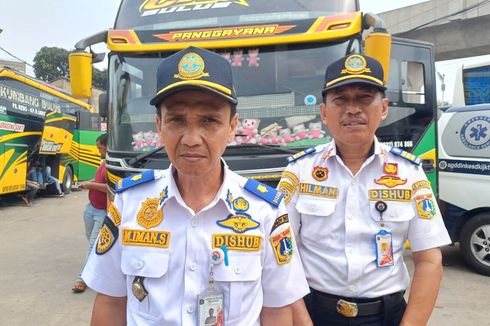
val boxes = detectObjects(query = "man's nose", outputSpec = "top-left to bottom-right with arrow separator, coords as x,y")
180,126 -> 203,146
345,98 -> 363,114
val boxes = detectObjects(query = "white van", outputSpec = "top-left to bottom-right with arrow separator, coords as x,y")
438,104 -> 490,275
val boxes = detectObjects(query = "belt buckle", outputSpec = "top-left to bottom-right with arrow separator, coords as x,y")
336,299 -> 358,317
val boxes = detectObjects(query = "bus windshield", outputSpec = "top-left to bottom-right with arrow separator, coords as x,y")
108,40 -> 359,152
116,0 -> 357,30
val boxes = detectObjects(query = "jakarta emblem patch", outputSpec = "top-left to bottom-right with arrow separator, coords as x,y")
269,227 -> 293,265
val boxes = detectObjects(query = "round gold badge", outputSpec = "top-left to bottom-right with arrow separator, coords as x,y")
312,166 -> 329,181
233,197 -> 249,212
137,198 -> 163,229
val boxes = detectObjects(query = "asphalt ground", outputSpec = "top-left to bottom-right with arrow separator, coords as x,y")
0,193 -> 488,325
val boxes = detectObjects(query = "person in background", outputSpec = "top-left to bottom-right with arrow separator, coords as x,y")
19,158 -> 42,206
45,164 -> 64,197
72,133 -> 108,293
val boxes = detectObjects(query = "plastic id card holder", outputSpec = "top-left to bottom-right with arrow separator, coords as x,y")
375,229 -> 394,268
198,288 -> 224,326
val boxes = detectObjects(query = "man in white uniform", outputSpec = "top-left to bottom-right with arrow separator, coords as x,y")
82,46 -> 310,326
280,54 -> 451,325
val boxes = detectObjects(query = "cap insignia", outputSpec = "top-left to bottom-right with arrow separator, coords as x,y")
342,54 -> 371,75
174,52 -> 209,80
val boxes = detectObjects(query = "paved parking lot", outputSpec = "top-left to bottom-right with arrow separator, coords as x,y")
0,193 -> 488,325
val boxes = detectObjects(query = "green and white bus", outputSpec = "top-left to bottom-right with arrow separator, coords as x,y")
0,68 -> 102,197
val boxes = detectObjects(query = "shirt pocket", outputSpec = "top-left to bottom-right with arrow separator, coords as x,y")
296,196 -> 337,242
121,249 -> 170,323
213,253 -> 262,324
369,201 -> 415,248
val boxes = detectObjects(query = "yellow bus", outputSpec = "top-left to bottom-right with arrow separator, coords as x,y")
69,0 -> 437,194
0,68 -> 102,198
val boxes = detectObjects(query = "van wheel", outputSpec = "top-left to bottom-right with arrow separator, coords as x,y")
460,213 -> 490,276
62,168 -> 73,194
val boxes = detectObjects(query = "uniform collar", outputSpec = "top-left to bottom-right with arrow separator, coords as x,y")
322,137 -> 384,162
159,159 -> 236,214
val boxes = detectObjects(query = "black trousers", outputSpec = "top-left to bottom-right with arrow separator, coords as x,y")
305,291 -> 407,326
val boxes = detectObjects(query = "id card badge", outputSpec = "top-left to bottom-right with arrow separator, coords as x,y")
198,287 -> 224,326
375,230 -> 394,268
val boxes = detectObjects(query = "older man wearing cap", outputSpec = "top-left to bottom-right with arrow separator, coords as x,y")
280,54 -> 450,325
82,46 -> 310,326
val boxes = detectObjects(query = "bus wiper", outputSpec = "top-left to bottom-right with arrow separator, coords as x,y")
232,143 -> 298,154
128,146 -> 165,168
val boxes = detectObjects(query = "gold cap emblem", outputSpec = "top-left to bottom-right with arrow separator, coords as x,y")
342,54 -> 371,75
174,52 -> 209,80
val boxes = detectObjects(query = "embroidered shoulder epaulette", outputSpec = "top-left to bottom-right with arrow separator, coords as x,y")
390,147 -> 422,166
287,147 -> 316,164
244,179 -> 283,207
115,170 -> 155,193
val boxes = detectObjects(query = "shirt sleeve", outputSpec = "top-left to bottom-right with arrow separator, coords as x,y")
277,164 -> 301,239
261,203 -> 309,307
407,165 -> 452,252
82,193 -> 127,297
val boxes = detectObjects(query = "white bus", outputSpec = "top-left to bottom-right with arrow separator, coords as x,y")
438,104 -> 490,275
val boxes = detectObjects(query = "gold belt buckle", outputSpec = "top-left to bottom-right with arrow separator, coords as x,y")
336,299 -> 358,317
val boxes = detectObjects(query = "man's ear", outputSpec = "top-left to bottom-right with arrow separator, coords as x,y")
380,98 -> 389,121
320,102 -> 328,125
155,112 -> 165,146
228,113 -> 239,143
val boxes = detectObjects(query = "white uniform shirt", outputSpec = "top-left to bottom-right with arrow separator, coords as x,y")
279,139 -> 451,298
83,164 -> 309,326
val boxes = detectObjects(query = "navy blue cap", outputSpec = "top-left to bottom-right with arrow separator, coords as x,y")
322,54 -> 386,94
150,46 -> 237,106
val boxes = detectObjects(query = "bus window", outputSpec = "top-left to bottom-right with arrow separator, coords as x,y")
401,61 -> 425,105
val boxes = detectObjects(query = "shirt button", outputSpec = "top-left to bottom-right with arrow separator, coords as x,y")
351,179 -> 356,185
234,267 -> 241,274
186,304 -> 194,314
191,219 -> 198,227
346,247 -> 353,254
134,261 -> 144,270
348,285 -> 356,292
190,262 -> 197,271
347,215 -> 353,220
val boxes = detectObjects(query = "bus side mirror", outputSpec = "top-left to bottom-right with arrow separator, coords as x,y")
364,32 -> 392,86
69,51 -> 93,99
99,92 -> 108,118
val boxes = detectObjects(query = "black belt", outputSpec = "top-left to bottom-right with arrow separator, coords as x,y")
311,289 -> 405,318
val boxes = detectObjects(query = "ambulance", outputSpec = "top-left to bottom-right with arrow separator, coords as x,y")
438,104 -> 490,275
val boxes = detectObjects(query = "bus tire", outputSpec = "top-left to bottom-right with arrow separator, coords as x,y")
62,168 -> 73,195
460,213 -> 490,276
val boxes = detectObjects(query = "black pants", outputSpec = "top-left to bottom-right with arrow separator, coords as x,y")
305,291 -> 407,326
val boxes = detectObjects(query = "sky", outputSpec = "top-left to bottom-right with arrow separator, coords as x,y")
0,0 -> 487,104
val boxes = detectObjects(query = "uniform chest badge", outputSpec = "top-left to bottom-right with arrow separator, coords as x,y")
137,198 -> 163,229
217,197 -> 260,233
312,166 -> 328,181
415,194 -> 436,219
374,163 -> 406,188
383,163 -> 398,175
